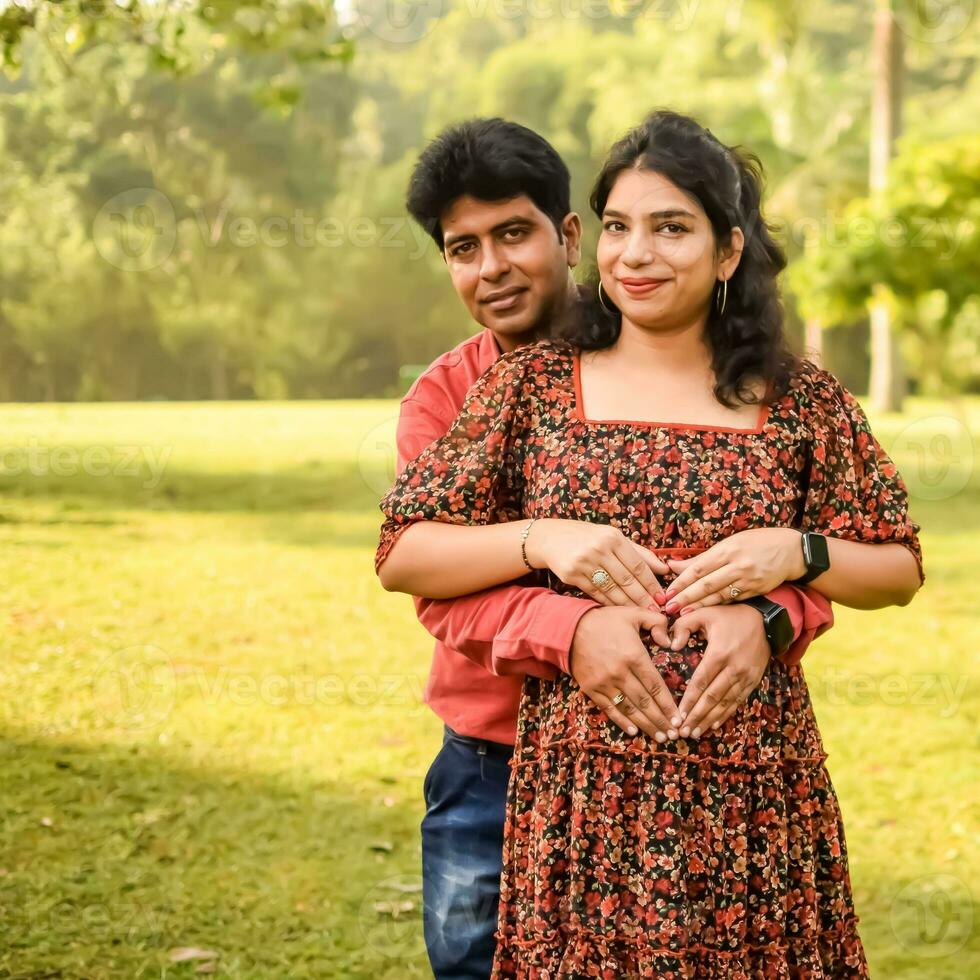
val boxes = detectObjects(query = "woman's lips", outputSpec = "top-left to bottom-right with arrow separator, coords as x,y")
619,278 -> 668,297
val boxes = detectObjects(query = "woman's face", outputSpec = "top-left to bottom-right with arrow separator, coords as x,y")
596,167 -> 742,332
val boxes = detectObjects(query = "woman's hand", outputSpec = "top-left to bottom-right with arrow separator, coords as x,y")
669,603 -> 773,738
525,519 -> 670,608
663,527 -> 807,613
569,606 -> 677,741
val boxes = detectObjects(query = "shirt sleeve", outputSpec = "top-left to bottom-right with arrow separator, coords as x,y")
375,346 -> 531,573
800,366 -> 924,584
395,384 -> 455,475
765,583 -> 834,667
414,589 -> 600,680
381,343 -> 598,677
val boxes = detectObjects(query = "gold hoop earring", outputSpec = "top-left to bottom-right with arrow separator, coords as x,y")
715,278 -> 728,317
598,281 -> 617,314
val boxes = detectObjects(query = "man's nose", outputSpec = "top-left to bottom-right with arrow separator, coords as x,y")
480,241 -> 510,280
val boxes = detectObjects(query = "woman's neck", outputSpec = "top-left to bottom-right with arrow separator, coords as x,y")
610,314 -> 713,378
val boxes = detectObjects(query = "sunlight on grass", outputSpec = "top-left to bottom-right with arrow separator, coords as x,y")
0,398 -> 976,977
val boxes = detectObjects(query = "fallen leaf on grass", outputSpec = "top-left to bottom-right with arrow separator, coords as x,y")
368,840 -> 394,852
384,879 -> 423,893
169,947 -> 219,963
373,899 -> 416,917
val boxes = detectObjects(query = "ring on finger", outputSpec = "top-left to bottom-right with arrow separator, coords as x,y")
728,584 -> 742,600
611,692 -> 627,707
591,567 -> 614,591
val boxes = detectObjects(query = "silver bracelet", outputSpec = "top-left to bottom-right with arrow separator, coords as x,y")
520,518 -> 537,570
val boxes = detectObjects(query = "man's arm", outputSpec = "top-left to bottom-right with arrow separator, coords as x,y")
413,588 -> 599,680
393,380 -> 600,679
766,584 -> 833,666
391,382 -> 832,676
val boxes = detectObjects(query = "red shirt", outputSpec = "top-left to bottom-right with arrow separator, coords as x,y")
389,328 -> 833,745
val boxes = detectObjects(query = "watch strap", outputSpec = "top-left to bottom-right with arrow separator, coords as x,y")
740,595 -> 794,658
793,531 -> 830,585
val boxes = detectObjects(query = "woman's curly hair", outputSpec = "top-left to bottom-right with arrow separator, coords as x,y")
561,109 -> 797,407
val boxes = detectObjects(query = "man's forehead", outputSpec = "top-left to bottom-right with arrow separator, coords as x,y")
441,194 -> 544,237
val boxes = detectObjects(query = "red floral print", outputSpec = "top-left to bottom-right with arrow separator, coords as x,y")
377,340 -> 923,978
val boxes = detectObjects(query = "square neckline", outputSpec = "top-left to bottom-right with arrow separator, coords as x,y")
570,348 -> 773,434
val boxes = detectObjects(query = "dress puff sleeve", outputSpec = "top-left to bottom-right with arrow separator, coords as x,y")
799,364 -> 924,584
374,344 -> 534,575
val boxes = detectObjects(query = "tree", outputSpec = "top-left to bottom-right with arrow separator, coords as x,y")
868,0 -> 905,410
787,134 -> 980,395
0,1 -> 353,78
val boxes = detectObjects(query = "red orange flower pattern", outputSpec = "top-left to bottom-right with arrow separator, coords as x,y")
377,340 -> 923,978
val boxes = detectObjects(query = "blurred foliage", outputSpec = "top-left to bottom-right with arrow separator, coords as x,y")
789,134 -> 980,394
0,0 -> 976,399
0,1 -> 354,74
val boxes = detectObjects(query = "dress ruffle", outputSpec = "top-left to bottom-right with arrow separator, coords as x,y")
491,651 -> 870,979
371,342 -> 905,979
494,915 -> 869,979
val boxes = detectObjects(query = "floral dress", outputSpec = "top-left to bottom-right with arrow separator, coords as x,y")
376,339 -> 923,979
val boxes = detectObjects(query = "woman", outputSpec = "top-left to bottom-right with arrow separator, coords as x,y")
377,111 -> 922,977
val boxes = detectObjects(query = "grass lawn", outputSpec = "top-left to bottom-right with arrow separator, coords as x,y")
0,396 -> 976,979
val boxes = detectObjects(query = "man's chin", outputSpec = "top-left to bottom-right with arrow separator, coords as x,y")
479,305 -> 546,337
482,320 -> 543,349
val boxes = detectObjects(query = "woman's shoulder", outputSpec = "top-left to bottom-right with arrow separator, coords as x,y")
479,337 -> 575,386
784,357 -> 860,421
505,337 -> 576,367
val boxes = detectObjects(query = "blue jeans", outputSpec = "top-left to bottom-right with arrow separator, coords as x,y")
421,725 -> 513,980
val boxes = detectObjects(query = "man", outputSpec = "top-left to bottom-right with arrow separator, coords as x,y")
379,118 -> 833,979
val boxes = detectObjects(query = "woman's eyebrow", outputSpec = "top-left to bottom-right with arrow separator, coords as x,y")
603,208 -> 697,220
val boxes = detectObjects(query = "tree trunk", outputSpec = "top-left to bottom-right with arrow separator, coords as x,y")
44,363 -> 57,402
804,318 -> 824,365
209,346 -> 229,400
868,0 -> 905,411
869,285 -> 907,410
0,360 -> 13,402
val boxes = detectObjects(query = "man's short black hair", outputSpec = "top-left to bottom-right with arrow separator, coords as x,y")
406,118 -> 571,250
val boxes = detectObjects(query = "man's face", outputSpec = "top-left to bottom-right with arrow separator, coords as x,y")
440,195 -> 580,349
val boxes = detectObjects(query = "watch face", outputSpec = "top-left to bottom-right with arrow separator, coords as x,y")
805,532 -> 831,573
770,607 -> 794,655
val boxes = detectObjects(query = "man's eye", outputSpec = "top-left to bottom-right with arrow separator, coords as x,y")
450,243 -> 475,257
502,228 -> 526,240
603,221 -> 626,232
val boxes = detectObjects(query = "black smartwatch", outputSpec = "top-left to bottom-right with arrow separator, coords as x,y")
740,595 -> 794,658
792,531 -> 831,585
